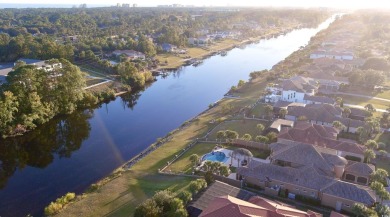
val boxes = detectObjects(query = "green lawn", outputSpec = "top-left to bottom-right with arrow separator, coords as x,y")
207,119 -> 269,140
342,95 -> 389,110
86,78 -> 106,86
248,103 -> 272,118
166,143 -> 217,174
223,144 -> 270,159
375,132 -> 390,152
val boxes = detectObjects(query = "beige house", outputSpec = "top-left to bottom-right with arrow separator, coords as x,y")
237,142 -> 376,213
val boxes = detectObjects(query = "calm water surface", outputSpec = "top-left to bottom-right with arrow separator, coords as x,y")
0,16 -> 337,217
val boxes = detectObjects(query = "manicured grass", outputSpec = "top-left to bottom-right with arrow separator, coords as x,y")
376,90 -> 390,100
155,54 -> 184,69
248,103 -> 271,118
58,171 -> 193,217
375,132 -> 390,152
86,78 -> 106,86
166,143 -> 217,174
223,144 -> 270,159
207,119 -> 270,140
342,95 -> 389,109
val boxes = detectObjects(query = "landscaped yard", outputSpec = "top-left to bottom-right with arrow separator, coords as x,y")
207,119 -> 270,140
223,144 -> 270,159
248,103 -> 271,118
166,143 -> 217,174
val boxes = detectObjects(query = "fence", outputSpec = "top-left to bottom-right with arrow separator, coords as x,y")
231,139 -> 269,151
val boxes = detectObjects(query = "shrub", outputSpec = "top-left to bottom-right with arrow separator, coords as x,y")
178,191 -> 192,205
295,195 -> 321,206
44,202 -> 63,216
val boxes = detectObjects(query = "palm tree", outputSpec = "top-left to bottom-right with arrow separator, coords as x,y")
256,124 -> 265,134
365,103 -> 376,113
364,149 -> 376,163
279,108 -> 287,118
332,121 -> 346,131
189,154 -> 200,167
371,169 -> 389,185
264,105 -> 274,119
216,130 -> 226,142
343,107 -> 351,118
365,140 -> 379,150
241,134 -> 252,142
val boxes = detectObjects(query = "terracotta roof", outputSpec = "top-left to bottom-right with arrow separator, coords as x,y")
270,142 -> 347,175
345,161 -> 375,177
201,195 -> 321,217
348,107 -> 370,118
273,101 -> 305,109
188,181 -> 256,215
278,122 -> 365,156
282,76 -> 318,93
322,181 -> 376,205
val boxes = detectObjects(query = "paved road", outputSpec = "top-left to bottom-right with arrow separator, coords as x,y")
344,104 -> 388,113
337,92 -> 390,103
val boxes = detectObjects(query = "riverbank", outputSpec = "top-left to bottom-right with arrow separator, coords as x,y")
56,68 -> 273,216
154,23 -> 304,70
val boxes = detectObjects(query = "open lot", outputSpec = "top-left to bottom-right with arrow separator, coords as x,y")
207,119 -> 270,140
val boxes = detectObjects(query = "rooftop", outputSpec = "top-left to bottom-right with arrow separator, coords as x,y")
282,76 -> 318,93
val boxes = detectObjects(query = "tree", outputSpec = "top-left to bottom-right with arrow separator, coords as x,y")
241,134 -> 252,141
365,104 -> 376,113
335,97 -> 343,106
266,132 -> 278,143
332,121 -> 346,131
375,204 -> 390,217
189,154 -> 200,167
370,181 -> 390,203
0,91 -> 19,135
255,135 -> 269,143
264,104 -> 274,119
225,130 -> 239,141
237,80 -> 245,88
189,179 -> 207,195
256,124 -> 265,134
279,108 -> 287,118
365,140 -> 379,150
134,199 -> 161,217
216,130 -> 226,141
371,169 -> 389,186
352,203 -> 378,217
364,149 -> 376,163
343,107 -> 351,118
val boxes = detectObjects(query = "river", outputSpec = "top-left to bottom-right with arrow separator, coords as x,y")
0,15 -> 337,217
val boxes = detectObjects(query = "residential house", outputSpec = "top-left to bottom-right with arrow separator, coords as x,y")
348,107 -> 371,121
310,50 -> 353,60
112,50 -> 146,60
277,122 -> 366,162
281,76 -> 318,103
0,59 -> 63,84
161,43 -> 177,52
237,143 -> 376,213
285,104 -> 364,133
188,181 -> 321,217
269,119 -> 294,132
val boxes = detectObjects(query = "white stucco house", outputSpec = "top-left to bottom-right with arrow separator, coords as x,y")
281,76 -> 318,103
310,50 -> 353,60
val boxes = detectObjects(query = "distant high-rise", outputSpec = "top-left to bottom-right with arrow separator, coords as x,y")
123,3 -> 130,7
133,4 -> 137,7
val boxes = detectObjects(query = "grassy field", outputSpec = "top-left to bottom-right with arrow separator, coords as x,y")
155,39 -> 242,69
342,95 -> 389,110
58,72 -> 272,217
166,143 -> 217,174
86,78 -> 107,86
248,103 -> 271,118
207,119 -> 269,140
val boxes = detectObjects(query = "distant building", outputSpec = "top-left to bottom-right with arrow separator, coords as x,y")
160,43 -> 177,52
112,50 -> 146,60
310,50 -> 354,60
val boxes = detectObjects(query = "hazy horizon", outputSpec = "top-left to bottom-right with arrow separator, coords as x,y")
0,0 -> 390,9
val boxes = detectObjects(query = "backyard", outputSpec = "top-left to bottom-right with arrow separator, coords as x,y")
207,119 -> 270,140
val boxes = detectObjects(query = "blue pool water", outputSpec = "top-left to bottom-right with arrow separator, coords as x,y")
203,151 -> 228,163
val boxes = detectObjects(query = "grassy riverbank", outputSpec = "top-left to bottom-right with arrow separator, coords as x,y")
57,71 -> 272,217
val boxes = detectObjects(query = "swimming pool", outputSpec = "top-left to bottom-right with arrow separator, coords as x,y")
202,151 -> 228,163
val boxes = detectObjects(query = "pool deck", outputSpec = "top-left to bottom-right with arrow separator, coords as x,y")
203,148 -> 270,168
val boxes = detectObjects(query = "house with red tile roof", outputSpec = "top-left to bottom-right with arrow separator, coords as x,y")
277,122 -> 366,162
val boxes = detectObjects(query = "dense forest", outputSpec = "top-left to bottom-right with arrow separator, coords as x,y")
0,8 -> 330,62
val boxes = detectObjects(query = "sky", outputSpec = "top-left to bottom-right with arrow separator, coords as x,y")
0,0 -> 390,9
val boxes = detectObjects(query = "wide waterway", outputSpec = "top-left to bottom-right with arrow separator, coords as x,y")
0,15 -> 337,217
